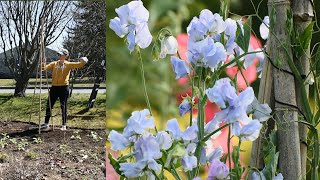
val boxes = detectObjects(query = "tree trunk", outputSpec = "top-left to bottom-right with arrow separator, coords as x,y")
268,0 -> 301,179
14,76 -> 29,97
292,0 -> 314,178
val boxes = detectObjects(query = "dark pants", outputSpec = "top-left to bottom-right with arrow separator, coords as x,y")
45,86 -> 69,125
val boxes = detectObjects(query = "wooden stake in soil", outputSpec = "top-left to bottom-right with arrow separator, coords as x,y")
292,0 -> 314,178
268,0 -> 301,178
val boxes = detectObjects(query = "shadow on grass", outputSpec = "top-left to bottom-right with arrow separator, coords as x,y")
0,94 -> 14,106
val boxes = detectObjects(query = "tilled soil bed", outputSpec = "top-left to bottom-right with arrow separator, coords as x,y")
0,121 -> 105,180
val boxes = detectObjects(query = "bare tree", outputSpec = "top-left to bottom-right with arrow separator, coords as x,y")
0,1 -> 72,97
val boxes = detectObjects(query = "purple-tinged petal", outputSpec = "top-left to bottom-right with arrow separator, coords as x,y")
179,99 -> 191,116
109,17 -> 128,38
208,159 -> 229,180
171,56 -> 190,79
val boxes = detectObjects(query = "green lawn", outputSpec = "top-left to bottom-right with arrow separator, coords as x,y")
0,93 -> 106,129
0,78 -> 106,88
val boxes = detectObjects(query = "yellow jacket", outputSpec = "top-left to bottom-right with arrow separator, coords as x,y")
43,60 -> 87,86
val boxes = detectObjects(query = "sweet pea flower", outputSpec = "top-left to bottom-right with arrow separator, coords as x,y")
123,109 -> 155,137
119,162 -> 144,178
134,134 -> 162,172
182,123 -> 198,141
109,1 -> 152,52
171,56 -> 190,79
160,36 -> 178,58
205,78 -> 237,109
274,173 -> 284,180
246,97 -> 272,122
181,143 -> 198,171
166,118 -> 182,140
212,86 -> 254,124
187,17 -> 208,42
239,120 -> 262,141
252,171 -> 283,180
179,99 -> 191,116
108,130 -> 130,151
224,18 -> 238,54
207,146 -> 224,163
156,131 -> 173,150
208,159 -> 229,180
259,16 -> 269,40
199,10 -> 226,35
187,37 -> 227,68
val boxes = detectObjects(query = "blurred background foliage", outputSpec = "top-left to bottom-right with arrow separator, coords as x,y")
106,0 -> 320,127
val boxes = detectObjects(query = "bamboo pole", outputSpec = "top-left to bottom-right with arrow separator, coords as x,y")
268,0 -> 302,178
250,40 -> 275,170
292,0 -> 314,178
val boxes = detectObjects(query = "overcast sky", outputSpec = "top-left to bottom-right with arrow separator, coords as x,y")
0,1 -> 76,54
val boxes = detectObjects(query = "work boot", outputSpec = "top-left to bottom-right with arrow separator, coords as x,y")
40,123 -> 49,130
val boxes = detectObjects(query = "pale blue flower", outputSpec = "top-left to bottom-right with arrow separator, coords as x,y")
171,56 -> 190,79
181,143 -> 198,172
179,99 -> 191,116
119,162 -> 144,178
156,131 -> 173,150
207,146 -> 224,163
123,109 -> 155,137
166,118 -> 182,140
239,120 -> 262,141
255,49 -> 265,77
108,130 -> 130,151
160,36 -> 178,58
187,17 -> 208,42
216,18 -> 238,55
246,97 -> 272,122
208,159 -> 229,180
252,171 -> 283,180
187,37 -> 226,68
206,78 -> 237,109
182,124 -> 198,141
213,86 -> 254,124
109,1 -> 152,52
187,9 -> 225,44
199,10 -> 225,35
274,173 -> 283,180
134,134 -> 162,172
252,171 -> 266,180
260,16 -> 269,40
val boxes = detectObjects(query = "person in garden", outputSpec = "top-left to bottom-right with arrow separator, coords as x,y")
41,48 -> 88,130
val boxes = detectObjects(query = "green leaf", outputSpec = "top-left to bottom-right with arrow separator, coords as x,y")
164,142 -> 185,168
315,47 -> 320,77
235,16 -> 252,52
299,22 -> 314,51
108,152 -> 123,175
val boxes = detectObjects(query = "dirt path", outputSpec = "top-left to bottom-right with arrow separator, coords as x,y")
0,121 -> 105,180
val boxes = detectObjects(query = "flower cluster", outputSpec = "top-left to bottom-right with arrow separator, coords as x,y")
109,1 -> 152,52
171,9 -> 265,80
206,78 -> 271,141
108,1 -> 278,180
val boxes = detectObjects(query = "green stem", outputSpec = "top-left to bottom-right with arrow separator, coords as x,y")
228,125 -> 232,172
202,123 -> 229,142
171,163 -> 182,180
236,61 -> 249,87
137,48 -> 157,132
